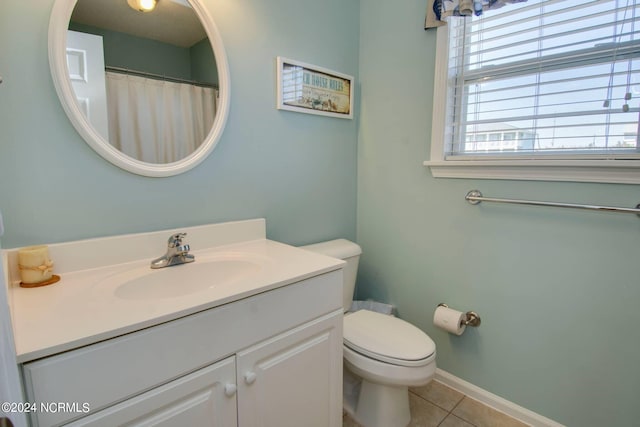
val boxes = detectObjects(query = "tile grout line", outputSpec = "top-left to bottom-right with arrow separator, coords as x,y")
450,395 -> 465,413
409,389 -> 461,415
413,389 -> 479,427
449,396 -> 481,427
409,389 -> 452,426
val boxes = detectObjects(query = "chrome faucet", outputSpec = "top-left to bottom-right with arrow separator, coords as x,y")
150,232 -> 195,269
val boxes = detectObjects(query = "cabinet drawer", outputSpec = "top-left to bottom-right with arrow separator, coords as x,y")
23,270 -> 341,426
66,356 -> 237,427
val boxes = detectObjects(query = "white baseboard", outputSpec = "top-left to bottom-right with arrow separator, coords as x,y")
435,369 -> 565,427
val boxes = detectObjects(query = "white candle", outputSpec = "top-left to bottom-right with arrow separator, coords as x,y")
18,245 -> 54,284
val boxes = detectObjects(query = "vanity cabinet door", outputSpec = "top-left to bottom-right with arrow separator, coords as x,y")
66,356 -> 237,427
236,310 -> 343,427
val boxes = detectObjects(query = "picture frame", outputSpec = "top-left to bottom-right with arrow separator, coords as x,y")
276,57 -> 354,120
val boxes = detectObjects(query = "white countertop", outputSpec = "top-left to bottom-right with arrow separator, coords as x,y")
5,220 -> 344,363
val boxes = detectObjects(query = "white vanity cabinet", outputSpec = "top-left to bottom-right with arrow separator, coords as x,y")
21,270 -> 343,427
66,356 -> 238,427
237,312 -> 342,427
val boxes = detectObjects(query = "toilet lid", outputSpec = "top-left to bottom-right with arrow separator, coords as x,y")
343,310 -> 435,366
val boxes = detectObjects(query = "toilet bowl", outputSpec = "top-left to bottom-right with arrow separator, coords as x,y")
301,239 -> 436,427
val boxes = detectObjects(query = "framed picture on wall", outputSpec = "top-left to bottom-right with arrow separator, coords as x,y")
276,57 -> 354,120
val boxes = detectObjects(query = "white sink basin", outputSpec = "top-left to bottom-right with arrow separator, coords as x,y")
102,253 -> 264,300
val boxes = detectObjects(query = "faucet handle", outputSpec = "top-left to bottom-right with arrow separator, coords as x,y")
168,232 -> 187,248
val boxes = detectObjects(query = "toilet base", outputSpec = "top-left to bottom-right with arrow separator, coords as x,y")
344,367 -> 412,427
352,379 -> 411,427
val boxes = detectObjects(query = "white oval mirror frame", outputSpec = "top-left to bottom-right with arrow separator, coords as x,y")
48,0 -> 230,177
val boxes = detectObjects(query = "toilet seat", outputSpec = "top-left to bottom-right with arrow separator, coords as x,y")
344,310 -> 435,367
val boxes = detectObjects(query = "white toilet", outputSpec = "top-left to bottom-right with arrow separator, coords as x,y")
302,239 -> 436,427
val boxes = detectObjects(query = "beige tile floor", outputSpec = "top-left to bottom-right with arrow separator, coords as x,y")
343,380 -> 529,427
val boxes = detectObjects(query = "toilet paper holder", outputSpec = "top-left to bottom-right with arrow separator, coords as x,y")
437,303 -> 481,327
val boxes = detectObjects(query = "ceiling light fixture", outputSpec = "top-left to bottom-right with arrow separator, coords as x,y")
127,0 -> 157,12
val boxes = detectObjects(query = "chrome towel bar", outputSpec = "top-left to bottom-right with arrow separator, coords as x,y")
465,190 -> 640,218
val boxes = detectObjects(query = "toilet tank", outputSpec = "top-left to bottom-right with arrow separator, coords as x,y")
300,239 -> 362,312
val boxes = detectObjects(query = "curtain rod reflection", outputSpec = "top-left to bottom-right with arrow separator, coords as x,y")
105,66 -> 219,89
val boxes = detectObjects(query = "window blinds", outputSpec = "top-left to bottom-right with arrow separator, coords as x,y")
446,0 -> 640,158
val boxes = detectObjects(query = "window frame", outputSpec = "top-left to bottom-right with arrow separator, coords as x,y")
425,25 -> 640,184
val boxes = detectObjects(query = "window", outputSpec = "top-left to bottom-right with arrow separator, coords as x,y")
425,0 -> 640,184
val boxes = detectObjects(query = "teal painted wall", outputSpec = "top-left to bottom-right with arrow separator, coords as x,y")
0,0 -> 359,248
190,38 -> 218,86
68,22 -> 193,81
357,1 -> 639,426
69,23 -> 218,86
3,0 -> 638,425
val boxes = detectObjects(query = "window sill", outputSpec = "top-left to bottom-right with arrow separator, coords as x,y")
423,159 -> 640,184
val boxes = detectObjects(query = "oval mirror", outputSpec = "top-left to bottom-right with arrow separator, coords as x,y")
48,0 -> 230,177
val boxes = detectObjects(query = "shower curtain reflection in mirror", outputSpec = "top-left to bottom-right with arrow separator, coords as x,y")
105,72 -> 218,164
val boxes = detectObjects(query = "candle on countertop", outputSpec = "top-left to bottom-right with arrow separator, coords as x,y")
18,245 -> 54,284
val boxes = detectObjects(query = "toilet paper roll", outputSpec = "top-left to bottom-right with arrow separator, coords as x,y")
433,306 -> 466,336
